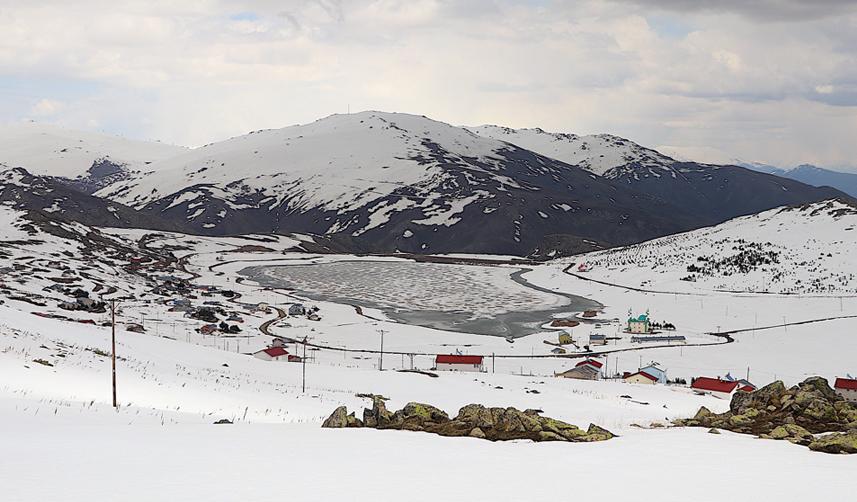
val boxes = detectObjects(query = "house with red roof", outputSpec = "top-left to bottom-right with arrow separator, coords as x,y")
834,377 -> 857,403
253,346 -> 290,362
691,377 -> 741,398
556,359 -> 603,380
435,354 -> 484,372
623,371 -> 658,385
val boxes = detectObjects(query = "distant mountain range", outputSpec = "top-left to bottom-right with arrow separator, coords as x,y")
740,162 -> 857,198
0,113 -> 850,257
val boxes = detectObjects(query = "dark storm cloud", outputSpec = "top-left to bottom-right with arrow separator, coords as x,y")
610,0 -> 857,21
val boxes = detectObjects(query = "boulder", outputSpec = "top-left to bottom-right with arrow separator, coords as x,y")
808,431 -> 857,454
769,424 -> 813,446
322,406 -> 349,428
322,406 -> 364,428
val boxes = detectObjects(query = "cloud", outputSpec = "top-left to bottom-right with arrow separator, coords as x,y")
29,98 -> 64,116
0,0 -> 855,168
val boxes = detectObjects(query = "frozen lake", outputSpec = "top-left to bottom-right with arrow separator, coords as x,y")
242,260 -> 598,337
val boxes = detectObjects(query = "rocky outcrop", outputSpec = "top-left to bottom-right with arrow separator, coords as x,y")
321,406 -> 363,428
675,377 -> 857,454
323,400 -> 614,443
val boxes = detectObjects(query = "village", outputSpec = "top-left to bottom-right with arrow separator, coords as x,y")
2,217 -> 855,407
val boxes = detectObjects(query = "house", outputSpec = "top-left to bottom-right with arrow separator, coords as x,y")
558,332 -> 574,345
623,371 -> 657,385
690,377 -> 740,398
253,346 -> 290,361
288,304 -> 306,316
626,313 -> 651,334
557,364 -> 600,381
271,338 -> 287,348
589,333 -> 607,346
735,379 -> 757,393
256,302 -> 270,312
640,364 -> 667,384
435,354 -> 484,372
631,335 -> 686,343
551,347 -> 566,355
577,262 -> 590,273
834,377 -> 857,403
199,324 -> 218,335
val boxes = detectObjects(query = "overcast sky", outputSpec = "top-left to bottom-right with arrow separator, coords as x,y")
2,0 -> 856,169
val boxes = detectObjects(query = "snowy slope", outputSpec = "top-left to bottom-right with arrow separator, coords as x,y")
0,121 -> 187,178
562,199 -> 857,294
468,125 -> 676,178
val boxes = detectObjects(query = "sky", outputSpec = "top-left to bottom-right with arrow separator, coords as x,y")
1,0 -> 856,170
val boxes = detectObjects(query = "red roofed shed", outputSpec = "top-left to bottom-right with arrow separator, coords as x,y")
253,346 -> 290,362
435,354 -> 484,372
834,378 -> 857,403
691,377 -> 739,396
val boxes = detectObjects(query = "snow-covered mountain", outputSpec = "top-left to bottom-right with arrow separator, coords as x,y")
95,111 -> 709,256
0,113 -> 846,257
568,199 -> 857,294
466,125 -> 675,178
0,121 -> 187,179
88,111 -> 844,257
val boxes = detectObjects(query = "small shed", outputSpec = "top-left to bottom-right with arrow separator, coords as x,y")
557,359 -> 603,381
834,377 -> 857,403
690,377 -> 739,398
624,371 -> 657,385
435,354 -> 484,372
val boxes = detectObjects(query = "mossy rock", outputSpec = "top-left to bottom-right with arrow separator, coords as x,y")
808,432 -> 857,454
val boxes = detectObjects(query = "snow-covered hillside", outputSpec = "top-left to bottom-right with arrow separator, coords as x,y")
468,124 -> 676,178
564,199 -> 857,294
103,112 -> 514,212
0,121 -> 187,178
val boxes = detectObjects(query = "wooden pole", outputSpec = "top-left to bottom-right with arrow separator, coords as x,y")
378,329 -> 386,371
111,299 -> 117,409
302,336 -> 307,393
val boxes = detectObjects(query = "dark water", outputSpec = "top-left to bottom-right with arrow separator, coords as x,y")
241,260 -> 599,338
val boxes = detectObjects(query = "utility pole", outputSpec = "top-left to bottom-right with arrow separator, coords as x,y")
302,336 -> 308,393
111,299 -> 118,409
378,329 -> 386,371
492,353 -> 495,374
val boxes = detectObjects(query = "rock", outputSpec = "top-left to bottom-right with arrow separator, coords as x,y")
708,428 -> 721,434
322,406 -> 363,428
213,418 -> 233,424
769,424 -> 813,445
581,424 -> 614,442
324,401 -> 613,444
469,427 -> 486,439
676,376 -> 857,453
808,431 -> 857,454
